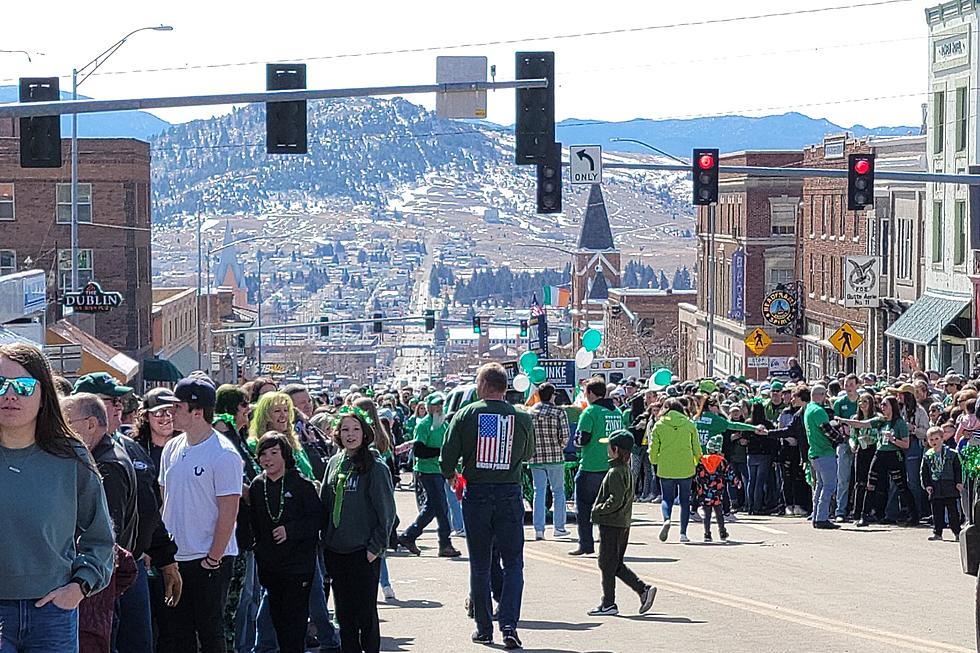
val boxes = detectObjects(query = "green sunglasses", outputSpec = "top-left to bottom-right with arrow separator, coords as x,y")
0,376 -> 39,397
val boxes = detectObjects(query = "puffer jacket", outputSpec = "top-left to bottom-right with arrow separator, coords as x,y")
648,410 -> 703,479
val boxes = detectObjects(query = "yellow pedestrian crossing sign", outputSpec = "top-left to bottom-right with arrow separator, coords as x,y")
745,327 -> 772,356
831,322 -> 863,358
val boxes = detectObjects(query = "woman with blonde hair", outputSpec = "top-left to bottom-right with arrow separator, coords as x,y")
248,392 -> 313,482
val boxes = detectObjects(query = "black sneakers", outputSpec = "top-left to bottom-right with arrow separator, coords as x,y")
501,628 -> 523,650
639,586 -> 657,614
588,603 -> 619,616
471,630 -> 493,645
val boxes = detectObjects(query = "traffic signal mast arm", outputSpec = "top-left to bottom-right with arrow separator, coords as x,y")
211,315 -> 533,335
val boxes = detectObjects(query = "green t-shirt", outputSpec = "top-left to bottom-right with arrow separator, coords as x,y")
440,400 -> 534,484
694,411 -> 756,446
833,395 -> 858,420
411,415 -> 448,474
870,417 -> 909,453
577,403 -> 623,472
803,402 -> 835,459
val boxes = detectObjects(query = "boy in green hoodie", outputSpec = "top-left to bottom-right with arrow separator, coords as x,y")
588,430 -> 658,617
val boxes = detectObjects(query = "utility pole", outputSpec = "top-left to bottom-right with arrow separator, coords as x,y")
257,250 -> 263,373
706,203 -> 717,378
196,212 -> 202,370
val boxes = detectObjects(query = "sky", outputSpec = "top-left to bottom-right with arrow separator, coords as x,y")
0,0 -> 937,129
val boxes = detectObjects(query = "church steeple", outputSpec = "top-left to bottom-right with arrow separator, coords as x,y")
577,184 -> 615,250
569,185 -> 621,346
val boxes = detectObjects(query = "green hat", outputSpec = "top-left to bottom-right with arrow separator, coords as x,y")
426,393 -> 444,406
409,397 -> 420,406
600,429 -> 634,450
698,379 -> 717,394
706,434 -> 724,454
73,372 -> 132,397
770,380 -> 784,391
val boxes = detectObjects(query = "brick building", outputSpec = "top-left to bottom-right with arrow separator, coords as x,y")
604,287 -> 695,374
677,150 -> 803,380
0,119 -> 152,372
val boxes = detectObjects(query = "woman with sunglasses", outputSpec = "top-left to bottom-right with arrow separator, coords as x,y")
0,342 -> 115,651
136,387 -> 181,471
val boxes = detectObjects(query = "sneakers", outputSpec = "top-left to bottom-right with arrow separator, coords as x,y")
382,585 -> 396,600
397,535 -> 421,556
719,529 -> 730,542
703,532 -> 712,542
553,528 -> 570,537
725,512 -> 738,522
792,506 -> 807,516
928,534 -> 943,541
658,521 -> 671,542
813,521 -> 840,530
534,531 -> 544,541
438,545 -> 462,558
854,519 -> 868,528
501,628 -> 523,650
588,603 -> 619,616
785,507 -> 795,516
639,585 -> 658,614
834,515 -> 847,524
471,630 -> 493,645
679,534 -> 690,543
689,511 -> 702,522
453,529 -> 467,538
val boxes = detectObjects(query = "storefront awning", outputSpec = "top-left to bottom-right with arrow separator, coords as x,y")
143,358 -> 183,385
884,293 -> 972,346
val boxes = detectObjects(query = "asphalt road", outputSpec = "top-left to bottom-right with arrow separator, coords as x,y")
376,489 -> 976,653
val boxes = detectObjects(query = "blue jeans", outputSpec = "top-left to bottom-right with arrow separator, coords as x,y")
835,443 -> 854,518
810,455 -> 837,523
445,481 -> 465,532
531,464 -> 567,533
235,552 -> 261,653
379,557 -> 391,589
660,477 -> 693,535
574,470 -> 606,552
462,484 -> 524,635
116,560 -> 153,653
403,472 -> 451,547
746,454 -> 771,514
0,600 -> 78,653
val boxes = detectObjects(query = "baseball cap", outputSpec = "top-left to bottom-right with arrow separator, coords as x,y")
174,375 -> 217,408
143,387 -> 180,413
426,393 -> 445,406
770,380 -> 784,391
73,372 -> 132,397
699,379 -> 718,394
599,429 -> 635,450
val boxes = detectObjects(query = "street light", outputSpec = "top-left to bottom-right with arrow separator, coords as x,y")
70,25 -> 172,293
610,138 -> 689,165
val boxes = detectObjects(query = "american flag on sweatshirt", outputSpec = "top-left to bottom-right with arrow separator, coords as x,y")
476,413 -> 515,470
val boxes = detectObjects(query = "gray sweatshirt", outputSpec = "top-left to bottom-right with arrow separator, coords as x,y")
320,452 -> 395,557
0,442 -> 115,600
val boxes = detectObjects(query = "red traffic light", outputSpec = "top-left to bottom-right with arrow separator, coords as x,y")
853,158 -> 871,175
698,154 -> 716,170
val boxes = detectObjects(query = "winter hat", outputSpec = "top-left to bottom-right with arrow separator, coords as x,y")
706,434 -> 724,454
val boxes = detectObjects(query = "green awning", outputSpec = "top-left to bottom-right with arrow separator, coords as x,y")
884,293 -> 971,346
142,358 -> 183,384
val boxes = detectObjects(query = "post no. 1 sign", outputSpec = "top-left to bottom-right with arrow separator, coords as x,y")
570,145 -> 602,185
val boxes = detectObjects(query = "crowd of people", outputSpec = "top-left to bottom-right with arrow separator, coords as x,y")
2,339 -> 978,653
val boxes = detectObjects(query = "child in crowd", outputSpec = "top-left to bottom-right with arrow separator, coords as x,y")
921,426 -> 963,541
588,430 -> 658,617
694,434 -> 742,542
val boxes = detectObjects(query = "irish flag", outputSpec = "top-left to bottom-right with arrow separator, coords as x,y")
543,285 -> 570,307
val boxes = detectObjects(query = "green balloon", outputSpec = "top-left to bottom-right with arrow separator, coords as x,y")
529,366 -> 548,385
653,368 -> 673,387
519,351 -> 539,373
582,328 -> 603,353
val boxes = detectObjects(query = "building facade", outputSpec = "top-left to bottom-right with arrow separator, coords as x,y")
570,185 -> 621,345
605,287 -> 695,374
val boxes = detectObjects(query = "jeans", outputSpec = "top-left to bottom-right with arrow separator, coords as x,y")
531,464 -> 567,533
0,600 -> 78,653
729,461 -> 749,509
597,526 -> 645,607
810,455 -> 838,523
323,549 -> 382,653
254,591 -> 277,653
867,450 -> 915,521
631,447 -> 657,498
379,557 -> 390,589
158,557 -> 233,653
835,443 -> 854,518
403,472 -> 451,547
116,560 -> 153,653
660,477 -> 693,535
931,497 -> 962,537
852,447 -> 876,520
574,470 -> 606,552
462,483 -> 524,635
444,481 -> 465,532
235,552 -> 262,653
746,454 -> 771,514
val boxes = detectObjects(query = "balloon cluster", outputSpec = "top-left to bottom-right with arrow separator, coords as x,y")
574,328 -> 603,370
514,350 -> 548,392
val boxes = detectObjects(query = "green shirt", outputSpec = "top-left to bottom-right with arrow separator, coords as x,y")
441,400 -> 535,484
803,402 -> 835,459
833,395 -> 858,420
870,417 -> 909,453
577,403 -> 623,473
694,411 -> 756,447
411,415 -> 448,474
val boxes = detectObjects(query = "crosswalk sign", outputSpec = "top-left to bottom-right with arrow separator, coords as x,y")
830,323 -> 863,358
745,327 -> 772,356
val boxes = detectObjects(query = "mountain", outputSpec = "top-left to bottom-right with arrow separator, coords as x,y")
554,112 -> 920,157
0,85 -> 171,140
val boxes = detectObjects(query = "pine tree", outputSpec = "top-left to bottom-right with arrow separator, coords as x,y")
659,270 -> 670,290
428,274 -> 441,297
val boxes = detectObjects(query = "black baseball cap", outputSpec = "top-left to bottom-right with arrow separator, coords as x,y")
174,375 -> 217,408
143,387 -> 180,413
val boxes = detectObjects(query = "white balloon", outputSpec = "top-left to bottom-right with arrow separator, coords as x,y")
513,374 -> 531,392
575,347 -> 595,369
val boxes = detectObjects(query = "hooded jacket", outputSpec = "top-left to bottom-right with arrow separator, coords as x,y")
648,410 -> 702,479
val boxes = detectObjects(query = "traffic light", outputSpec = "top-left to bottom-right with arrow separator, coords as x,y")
520,319 -> 528,337
236,333 -> 246,348
266,63 -> 307,154
318,316 -> 329,337
372,312 -> 383,334
536,141 -> 562,214
692,148 -> 719,206
847,153 -> 875,210
515,52 -> 555,165
473,315 -> 482,334
19,77 -> 61,168
424,309 -> 435,332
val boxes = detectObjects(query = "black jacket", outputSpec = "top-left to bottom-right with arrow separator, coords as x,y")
248,469 -> 321,579
767,406 -> 808,462
116,434 -> 177,566
92,433 -> 139,554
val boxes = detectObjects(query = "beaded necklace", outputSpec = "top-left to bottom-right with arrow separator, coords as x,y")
926,447 -> 947,482
263,472 -> 286,524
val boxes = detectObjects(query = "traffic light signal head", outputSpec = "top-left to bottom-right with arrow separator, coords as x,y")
473,315 -> 482,334
319,316 -> 329,337
515,52 -> 555,165
520,319 -> 528,337
373,312 -> 383,334
692,148 -> 719,206
424,309 -> 435,332
19,77 -> 61,169
266,64 -> 307,155
847,153 -> 875,210
536,142 -> 562,214
237,333 -> 246,348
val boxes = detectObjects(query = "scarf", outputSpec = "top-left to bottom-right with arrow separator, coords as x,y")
332,459 -> 351,528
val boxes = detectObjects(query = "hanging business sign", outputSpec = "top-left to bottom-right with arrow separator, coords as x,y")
843,256 -> 880,308
729,249 -> 745,321
62,281 -> 123,312
762,289 -> 797,328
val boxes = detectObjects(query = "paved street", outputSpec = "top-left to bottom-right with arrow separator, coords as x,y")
379,490 -> 975,652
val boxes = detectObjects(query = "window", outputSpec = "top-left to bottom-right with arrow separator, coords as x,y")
934,90 -> 945,154
56,183 -> 92,224
770,199 -> 796,235
955,200 -> 967,266
933,200 -> 944,263
0,250 -> 15,276
767,266 -> 794,293
820,255 -> 827,296
956,86 -> 969,152
895,218 -> 913,280
0,184 -> 12,220
880,218 -> 890,276
58,249 -> 93,290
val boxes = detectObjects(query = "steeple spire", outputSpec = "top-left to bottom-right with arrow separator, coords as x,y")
577,184 -> 615,250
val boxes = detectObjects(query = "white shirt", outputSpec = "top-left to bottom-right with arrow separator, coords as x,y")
158,430 -> 243,562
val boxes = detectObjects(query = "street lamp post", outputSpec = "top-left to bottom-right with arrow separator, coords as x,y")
70,25 -> 172,293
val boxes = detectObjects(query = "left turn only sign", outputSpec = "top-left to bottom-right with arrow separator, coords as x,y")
570,145 -> 602,185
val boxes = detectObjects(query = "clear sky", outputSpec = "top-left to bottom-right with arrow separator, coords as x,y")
0,0 -> 936,128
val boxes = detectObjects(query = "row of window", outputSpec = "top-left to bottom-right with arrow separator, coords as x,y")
931,199 -> 967,266
933,86 -> 969,155
706,196 -> 797,237
0,249 -> 94,287
0,183 -> 93,223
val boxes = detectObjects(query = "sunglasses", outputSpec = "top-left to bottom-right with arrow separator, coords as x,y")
0,376 -> 39,397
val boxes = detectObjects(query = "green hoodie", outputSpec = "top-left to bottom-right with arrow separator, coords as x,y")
591,457 -> 633,528
649,410 -> 703,479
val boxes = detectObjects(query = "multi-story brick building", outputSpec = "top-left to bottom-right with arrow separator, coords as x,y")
678,150 -> 803,380
0,118 -> 153,371
605,287 -> 695,374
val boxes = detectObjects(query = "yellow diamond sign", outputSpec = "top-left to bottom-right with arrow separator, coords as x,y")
830,322 -> 863,358
745,327 -> 772,356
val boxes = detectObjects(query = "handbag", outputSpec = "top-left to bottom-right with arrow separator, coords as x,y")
960,496 -> 980,576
